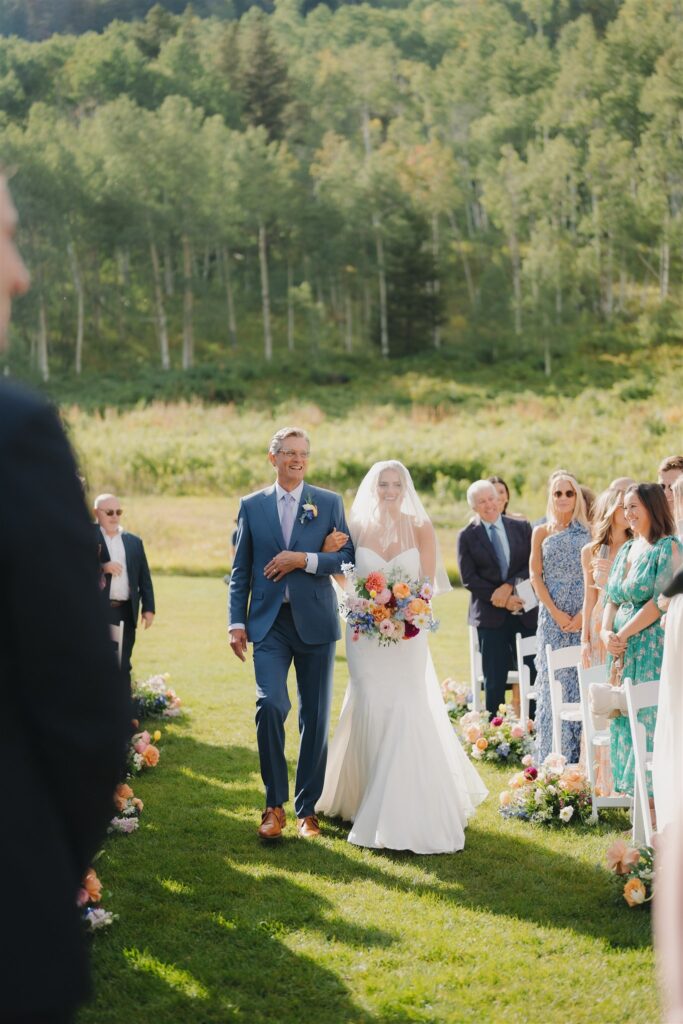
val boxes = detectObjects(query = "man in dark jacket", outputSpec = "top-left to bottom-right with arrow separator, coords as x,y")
94,493 -> 155,685
0,176 -> 130,1023
457,479 -> 538,715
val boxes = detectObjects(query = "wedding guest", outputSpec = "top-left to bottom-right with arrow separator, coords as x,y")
601,483 -> 682,795
579,489 -> 631,794
488,475 -> 527,520
673,476 -> 683,540
530,471 -> 590,764
658,455 -> 683,512
581,485 -> 596,522
458,480 -> 537,716
609,476 -> 636,491
0,174 -> 130,1024
652,567 -> 683,1023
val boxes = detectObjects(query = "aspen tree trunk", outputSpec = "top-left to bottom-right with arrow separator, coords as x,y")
258,221 -> 273,361
164,244 -> 174,296
150,239 -> 170,370
182,234 -> 194,370
221,247 -> 238,347
510,231 -> 522,335
68,241 -> 84,375
287,257 -> 294,352
37,292 -> 49,383
448,212 -> 476,308
344,288 -> 353,353
363,107 -> 389,357
431,213 -> 441,349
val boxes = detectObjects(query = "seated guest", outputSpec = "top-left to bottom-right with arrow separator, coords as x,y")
658,455 -> 683,513
601,483 -> 682,795
457,480 -> 537,716
530,471 -> 590,764
488,475 -> 527,520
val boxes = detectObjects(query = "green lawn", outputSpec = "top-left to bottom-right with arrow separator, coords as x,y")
78,577 -> 657,1024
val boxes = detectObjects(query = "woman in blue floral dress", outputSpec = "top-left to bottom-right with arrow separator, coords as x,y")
602,483 -> 682,795
530,472 -> 591,764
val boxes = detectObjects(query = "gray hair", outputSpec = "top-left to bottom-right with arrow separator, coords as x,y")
93,492 -> 118,509
467,480 -> 496,509
268,427 -> 310,456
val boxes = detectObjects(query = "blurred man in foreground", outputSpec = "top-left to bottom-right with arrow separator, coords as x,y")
0,175 -> 130,1023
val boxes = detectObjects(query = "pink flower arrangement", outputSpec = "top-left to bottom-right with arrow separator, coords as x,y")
127,729 -> 162,775
456,704 -> 534,766
341,563 -> 438,646
499,754 -> 592,825
606,840 -> 654,907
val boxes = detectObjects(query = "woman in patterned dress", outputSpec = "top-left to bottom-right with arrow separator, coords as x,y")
579,488 -> 631,793
602,483 -> 682,795
530,472 -> 591,764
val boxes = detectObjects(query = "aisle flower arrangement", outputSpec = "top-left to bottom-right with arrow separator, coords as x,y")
131,672 -> 182,719
441,679 -> 472,721
127,728 -> 162,776
340,563 -> 438,645
606,840 -> 655,907
458,705 -> 534,766
77,867 -> 116,932
499,753 -> 593,824
109,781 -> 144,834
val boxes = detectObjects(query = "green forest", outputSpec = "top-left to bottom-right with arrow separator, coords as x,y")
0,0 -> 680,384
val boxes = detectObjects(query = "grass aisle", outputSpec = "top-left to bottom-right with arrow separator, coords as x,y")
79,578 -> 657,1024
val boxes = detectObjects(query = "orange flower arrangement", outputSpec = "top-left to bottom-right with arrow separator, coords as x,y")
623,878 -> 647,907
82,868 -> 102,904
114,783 -> 134,812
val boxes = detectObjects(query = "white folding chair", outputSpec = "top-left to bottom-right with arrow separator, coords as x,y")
577,663 -> 632,822
110,620 -> 124,668
546,642 -> 583,760
623,676 -> 659,847
515,632 -> 539,724
469,624 -> 519,714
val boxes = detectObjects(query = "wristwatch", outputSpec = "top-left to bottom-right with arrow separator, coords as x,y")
303,553 -> 309,568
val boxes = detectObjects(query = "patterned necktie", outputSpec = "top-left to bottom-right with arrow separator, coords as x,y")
281,493 -> 296,547
488,522 -> 509,580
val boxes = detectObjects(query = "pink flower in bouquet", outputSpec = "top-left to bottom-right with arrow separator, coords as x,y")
511,723 -> 525,739
522,754 -> 533,766
374,588 -> 392,605
561,767 -> 586,794
365,571 -> 387,595
509,772 -> 526,789
491,716 -> 504,727
133,731 -> 151,754
527,719 -> 535,733
464,724 -> 481,743
524,766 -> 538,780
133,797 -> 144,812
499,790 -> 512,807
606,839 -> 642,875
419,582 -> 434,600
392,619 -> 406,639
392,581 -> 411,600
352,630 -> 360,642
379,619 -> 395,636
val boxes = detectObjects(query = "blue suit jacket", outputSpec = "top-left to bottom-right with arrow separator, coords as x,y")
229,482 -> 354,645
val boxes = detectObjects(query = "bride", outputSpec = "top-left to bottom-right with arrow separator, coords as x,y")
316,460 -> 487,854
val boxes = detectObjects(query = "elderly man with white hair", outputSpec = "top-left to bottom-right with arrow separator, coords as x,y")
457,479 -> 537,715
94,492 -> 155,685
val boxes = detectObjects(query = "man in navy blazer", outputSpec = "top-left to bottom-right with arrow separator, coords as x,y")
229,427 -> 354,841
457,479 -> 537,715
95,493 -> 155,685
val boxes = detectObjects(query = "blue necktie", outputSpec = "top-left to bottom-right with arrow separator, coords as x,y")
488,523 -> 508,580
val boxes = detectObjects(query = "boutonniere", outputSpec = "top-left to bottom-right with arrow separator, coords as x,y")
299,492 -> 318,525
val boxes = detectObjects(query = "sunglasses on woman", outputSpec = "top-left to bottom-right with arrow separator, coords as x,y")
553,489 -> 575,499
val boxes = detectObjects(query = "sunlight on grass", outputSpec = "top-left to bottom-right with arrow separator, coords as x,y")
157,878 -> 193,896
123,948 -> 210,1000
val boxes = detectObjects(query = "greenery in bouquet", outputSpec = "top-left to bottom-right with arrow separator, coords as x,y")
499,753 -> 593,825
127,728 -> 162,776
441,678 -> 473,721
606,840 -> 655,907
77,867 -> 116,933
458,705 -> 534,766
108,781 -> 144,835
340,563 -> 438,646
131,672 -> 182,719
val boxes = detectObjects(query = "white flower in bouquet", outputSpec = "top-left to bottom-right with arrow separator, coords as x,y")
559,806 -> 574,823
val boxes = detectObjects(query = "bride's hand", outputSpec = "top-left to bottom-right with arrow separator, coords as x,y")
322,529 -> 348,553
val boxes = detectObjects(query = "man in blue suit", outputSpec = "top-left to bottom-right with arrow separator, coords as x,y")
229,428 -> 354,840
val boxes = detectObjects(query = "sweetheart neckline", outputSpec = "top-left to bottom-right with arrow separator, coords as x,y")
356,545 -> 419,565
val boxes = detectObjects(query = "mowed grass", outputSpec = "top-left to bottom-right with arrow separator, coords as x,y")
78,577 -> 657,1024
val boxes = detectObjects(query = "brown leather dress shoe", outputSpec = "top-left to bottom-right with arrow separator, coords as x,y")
258,806 -> 286,840
296,815 -> 321,839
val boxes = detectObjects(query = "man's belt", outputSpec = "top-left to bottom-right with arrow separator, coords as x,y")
110,599 -> 130,608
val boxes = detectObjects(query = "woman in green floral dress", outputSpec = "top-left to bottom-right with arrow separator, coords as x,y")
602,483 -> 682,795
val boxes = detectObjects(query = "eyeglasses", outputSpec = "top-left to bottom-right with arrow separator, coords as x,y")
277,449 -> 310,459
660,482 -> 672,492
553,490 -> 575,499
102,509 -> 123,517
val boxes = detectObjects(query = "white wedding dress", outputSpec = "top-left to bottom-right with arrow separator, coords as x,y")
316,546 -> 488,853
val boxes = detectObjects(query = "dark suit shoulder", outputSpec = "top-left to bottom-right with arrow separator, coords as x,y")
0,381 -> 59,451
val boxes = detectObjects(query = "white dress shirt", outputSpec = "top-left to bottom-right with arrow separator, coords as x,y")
101,526 -> 130,600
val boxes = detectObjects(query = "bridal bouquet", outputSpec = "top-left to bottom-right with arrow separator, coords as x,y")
340,563 -> 438,645
499,753 -> 593,825
131,673 -> 183,719
458,705 -> 533,765
605,840 -> 654,908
